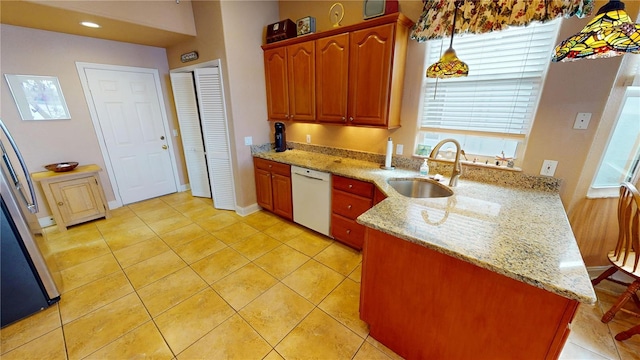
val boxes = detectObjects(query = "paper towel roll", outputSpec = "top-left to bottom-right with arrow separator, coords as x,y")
385,137 -> 393,168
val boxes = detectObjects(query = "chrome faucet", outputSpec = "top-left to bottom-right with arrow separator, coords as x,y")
428,139 -> 462,187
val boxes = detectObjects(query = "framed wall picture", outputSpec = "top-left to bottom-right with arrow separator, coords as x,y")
4,74 -> 71,120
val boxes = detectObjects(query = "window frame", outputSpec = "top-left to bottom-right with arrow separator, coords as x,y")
588,85 -> 640,198
414,19 -> 562,167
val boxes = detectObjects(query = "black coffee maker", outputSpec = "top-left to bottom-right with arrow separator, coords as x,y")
274,122 -> 286,152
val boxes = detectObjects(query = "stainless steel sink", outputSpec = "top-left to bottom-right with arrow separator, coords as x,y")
387,178 -> 453,198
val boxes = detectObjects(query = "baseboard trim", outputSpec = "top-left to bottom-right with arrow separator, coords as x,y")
236,203 -> 261,217
179,183 -> 190,192
38,216 -> 56,228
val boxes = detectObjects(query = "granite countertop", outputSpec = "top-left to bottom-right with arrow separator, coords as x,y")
253,149 -> 597,304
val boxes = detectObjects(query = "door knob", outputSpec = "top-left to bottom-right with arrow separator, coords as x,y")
160,136 -> 165,140
162,145 -> 168,150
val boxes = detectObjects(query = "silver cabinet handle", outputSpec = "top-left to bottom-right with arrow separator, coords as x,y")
346,229 -> 351,234
347,204 -> 352,209
349,117 -> 354,122
0,119 -> 38,213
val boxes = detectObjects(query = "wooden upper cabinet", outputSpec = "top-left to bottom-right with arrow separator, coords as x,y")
262,13 -> 412,128
349,24 -> 394,127
316,33 -> 349,124
287,41 -> 316,122
264,47 -> 289,121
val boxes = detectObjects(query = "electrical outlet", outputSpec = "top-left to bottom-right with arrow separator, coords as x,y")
573,113 -> 591,130
306,134 -> 311,144
244,136 -> 252,146
540,160 -> 558,177
396,144 -> 403,155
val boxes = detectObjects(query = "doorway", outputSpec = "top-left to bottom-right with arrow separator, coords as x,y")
76,63 -> 180,206
170,60 -> 236,211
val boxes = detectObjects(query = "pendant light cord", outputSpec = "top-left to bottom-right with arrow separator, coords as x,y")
449,1 -> 461,49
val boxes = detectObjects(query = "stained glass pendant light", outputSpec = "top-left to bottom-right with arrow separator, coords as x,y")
552,0 -> 640,62
427,1 -> 469,78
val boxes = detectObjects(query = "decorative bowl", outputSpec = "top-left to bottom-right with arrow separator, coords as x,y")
44,162 -> 79,172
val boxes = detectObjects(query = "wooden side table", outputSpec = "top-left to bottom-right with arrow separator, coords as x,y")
32,164 -> 111,231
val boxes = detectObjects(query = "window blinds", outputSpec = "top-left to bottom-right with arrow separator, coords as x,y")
421,19 -> 560,139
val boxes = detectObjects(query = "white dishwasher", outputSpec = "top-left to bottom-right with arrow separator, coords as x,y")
291,165 -> 332,237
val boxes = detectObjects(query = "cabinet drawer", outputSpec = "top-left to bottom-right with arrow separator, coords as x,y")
332,175 -> 373,198
331,214 -> 365,249
254,158 -> 291,177
332,190 -> 372,219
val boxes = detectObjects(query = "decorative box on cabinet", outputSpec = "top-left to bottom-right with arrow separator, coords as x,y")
32,164 -> 110,231
253,158 -> 293,220
331,175 -> 376,249
263,13 -> 412,128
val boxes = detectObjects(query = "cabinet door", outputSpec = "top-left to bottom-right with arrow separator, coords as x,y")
316,33 -> 349,124
255,168 -> 274,211
272,173 -> 293,220
348,23 -> 394,126
264,47 -> 289,120
50,176 -> 105,225
287,42 -> 316,122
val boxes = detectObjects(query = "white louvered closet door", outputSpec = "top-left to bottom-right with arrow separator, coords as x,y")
169,72 -> 211,198
194,67 -> 236,211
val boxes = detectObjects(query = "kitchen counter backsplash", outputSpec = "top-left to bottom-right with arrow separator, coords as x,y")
251,142 -> 561,192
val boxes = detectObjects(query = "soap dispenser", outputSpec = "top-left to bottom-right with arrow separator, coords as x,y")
420,159 -> 429,176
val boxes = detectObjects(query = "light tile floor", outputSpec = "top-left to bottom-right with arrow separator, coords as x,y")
0,192 -> 638,359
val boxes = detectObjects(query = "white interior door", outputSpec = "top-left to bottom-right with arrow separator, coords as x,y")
169,72 -> 211,198
194,67 -> 236,210
85,68 -> 177,204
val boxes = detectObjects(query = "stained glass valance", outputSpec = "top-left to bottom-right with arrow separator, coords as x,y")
411,0 -> 595,42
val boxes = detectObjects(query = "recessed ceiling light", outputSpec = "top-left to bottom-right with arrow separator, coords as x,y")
80,21 -> 101,28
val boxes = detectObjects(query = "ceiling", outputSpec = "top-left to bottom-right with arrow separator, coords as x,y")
0,1 -> 195,48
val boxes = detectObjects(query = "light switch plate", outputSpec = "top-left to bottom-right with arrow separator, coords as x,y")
396,144 -> 404,155
173,129 -> 179,137
540,160 -> 558,177
573,113 -> 591,130
244,136 -> 252,146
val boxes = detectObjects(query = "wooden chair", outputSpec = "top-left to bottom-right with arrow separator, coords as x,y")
591,182 -> 640,338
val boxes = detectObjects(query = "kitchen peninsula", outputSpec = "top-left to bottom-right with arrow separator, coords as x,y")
252,146 -> 596,359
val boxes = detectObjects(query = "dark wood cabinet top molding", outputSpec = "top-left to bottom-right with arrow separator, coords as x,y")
261,13 -> 414,50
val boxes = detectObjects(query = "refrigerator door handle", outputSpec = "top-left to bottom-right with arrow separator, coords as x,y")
0,120 -> 38,214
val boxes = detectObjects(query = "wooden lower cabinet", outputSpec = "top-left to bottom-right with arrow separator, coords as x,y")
331,175 -> 375,250
253,158 -> 293,220
360,228 -> 579,359
32,164 -> 110,231
271,173 -> 293,220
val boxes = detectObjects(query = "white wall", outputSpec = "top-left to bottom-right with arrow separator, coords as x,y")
218,0 -> 280,209
0,24 -> 186,218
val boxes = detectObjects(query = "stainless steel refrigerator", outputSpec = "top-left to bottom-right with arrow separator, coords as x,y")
1,119 -> 60,328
